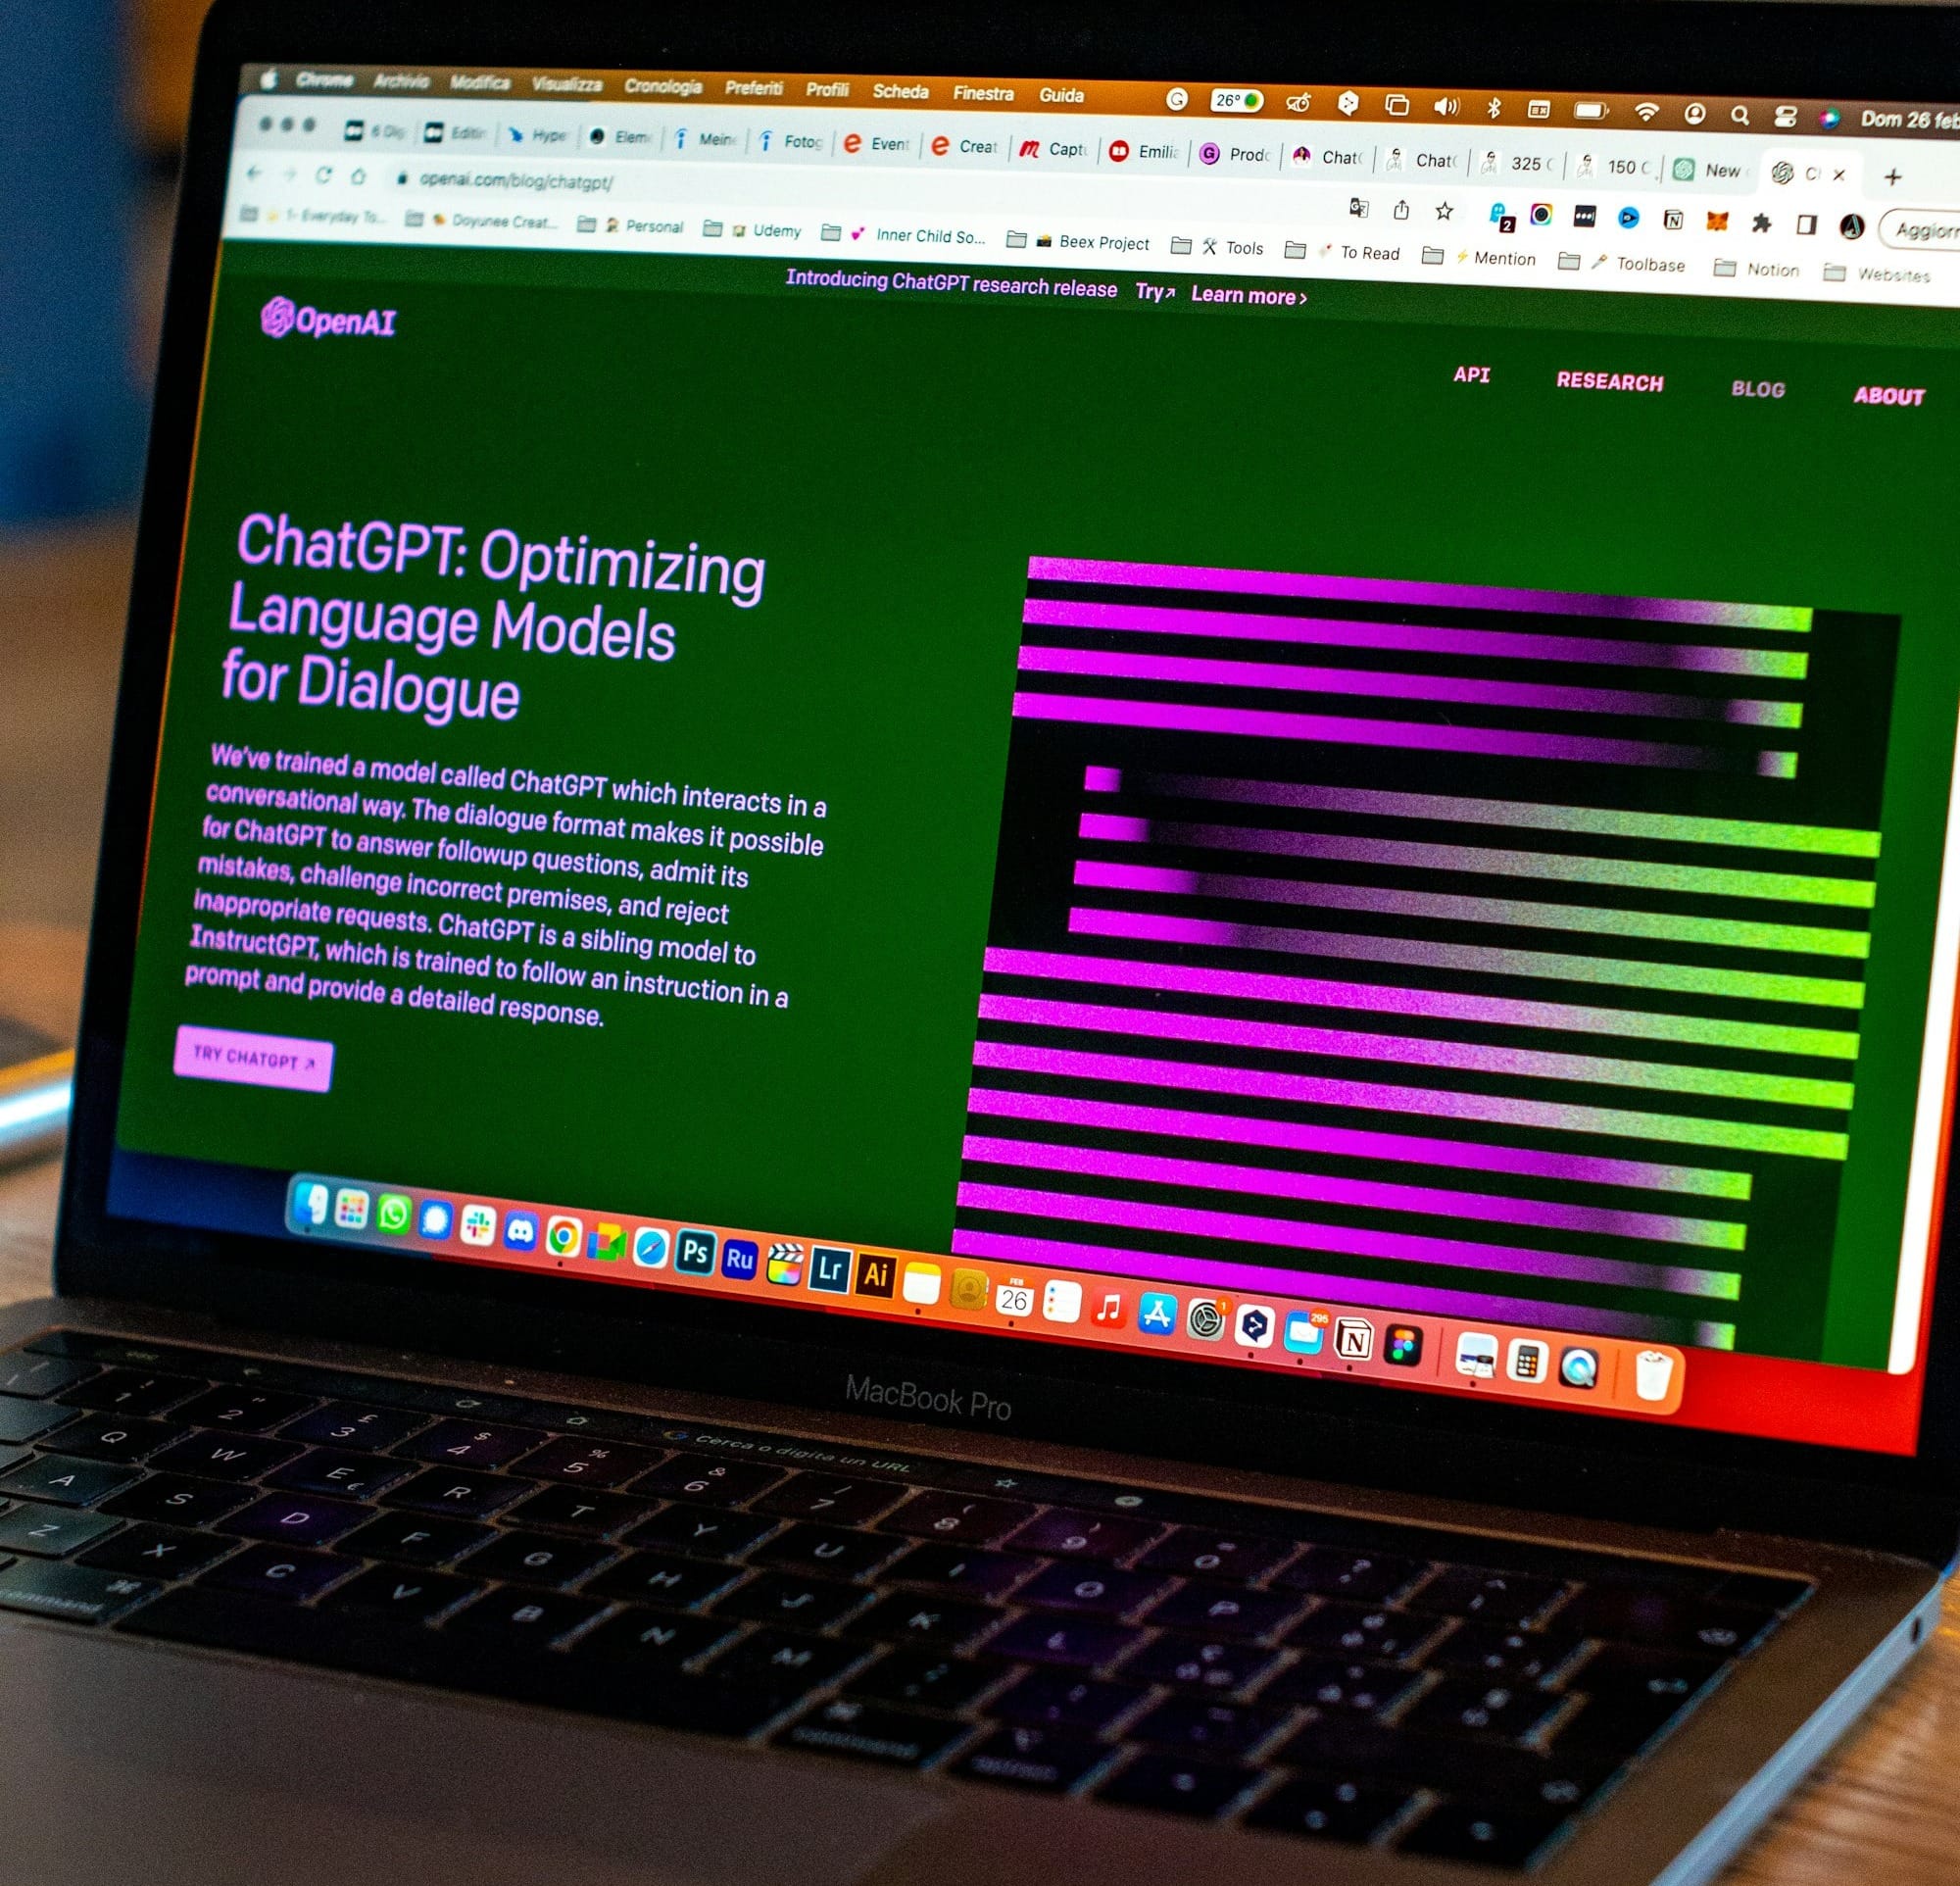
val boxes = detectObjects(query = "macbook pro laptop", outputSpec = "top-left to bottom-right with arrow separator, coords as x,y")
6,3 -> 1960,1879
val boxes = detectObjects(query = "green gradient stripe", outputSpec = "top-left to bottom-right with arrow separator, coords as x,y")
1705,603 -> 1812,632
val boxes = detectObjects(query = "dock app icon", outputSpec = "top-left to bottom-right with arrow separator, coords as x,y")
855,1252 -> 896,1299
675,1228 -> 716,1274
810,1245 -> 853,1293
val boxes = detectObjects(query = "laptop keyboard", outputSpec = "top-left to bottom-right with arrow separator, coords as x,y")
0,1331 -> 1808,1868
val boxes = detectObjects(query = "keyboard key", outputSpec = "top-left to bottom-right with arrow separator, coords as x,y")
585,1550 -> 741,1611
715,1571 -> 866,1631
44,1414 -> 185,1464
1144,1584 -> 1300,1640
984,1614 -> 1141,1669
1397,1801 -> 1571,1866
630,1455 -> 786,1506
848,1650 -> 1003,1712
1556,1645 -> 1728,1754
1277,1548 -> 1425,1603
1003,1509 -> 1160,1563
1258,1655 -> 1421,1714
461,1530 -> 613,1590
58,1368 -> 202,1417
509,1485 -> 656,1538
625,1504 -> 777,1560
509,1435 -> 665,1487
1132,1696 -> 1288,1761
338,1513 -> 490,1566
883,1490 -> 1036,1547
714,1628 -> 871,1693
382,1467 -> 530,1520
751,1474 -> 906,1526
1402,1677 -> 1566,1743
750,1523 -> 900,1580
446,1589 -> 606,1648
0,1453 -> 137,1507
222,1494 -> 370,1549
1273,1717 -> 1610,1810
1016,1563 -> 1166,1617
0,1504 -> 120,1557
991,1668 -> 1145,1733
1244,1775 -> 1415,1844
169,1387 -> 317,1432
0,1354 -> 94,1398
320,1565 -> 480,1622
956,1725 -> 1111,1793
882,1542 -> 1036,1600
77,1523 -> 231,1579
1286,1602 -> 1444,1662
401,1420 -> 546,1470
571,1608 -> 737,1670
0,1395 -> 76,1445
1407,1566 -> 1566,1629
1095,1753 -> 1260,1820
1559,1585 -> 1775,1657
1138,1526 -> 1297,1584
101,1473 -> 251,1527
1123,1635 -> 1281,1696
1427,1623 -> 1585,1684
267,1448 -> 414,1503
202,1544 -> 353,1603
841,1591 -> 1004,1650
148,1432 -> 303,1483
280,1403 -> 430,1450
0,1559 -> 157,1623
775,1698 -> 970,1769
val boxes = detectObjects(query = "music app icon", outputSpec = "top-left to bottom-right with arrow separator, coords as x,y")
1092,1290 -> 1126,1327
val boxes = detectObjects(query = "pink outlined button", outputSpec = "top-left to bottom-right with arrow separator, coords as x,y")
173,1024 -> 334,1093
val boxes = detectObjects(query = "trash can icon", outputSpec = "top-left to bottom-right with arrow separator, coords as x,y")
1636,1350 -> 1677,1403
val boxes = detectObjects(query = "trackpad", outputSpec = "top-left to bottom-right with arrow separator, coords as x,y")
0,1623 -> 943,1886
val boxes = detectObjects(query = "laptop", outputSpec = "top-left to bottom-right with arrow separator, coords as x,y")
6,1 -> 1959,1877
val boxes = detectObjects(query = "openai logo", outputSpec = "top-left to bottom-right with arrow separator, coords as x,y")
261,295 -> 297,338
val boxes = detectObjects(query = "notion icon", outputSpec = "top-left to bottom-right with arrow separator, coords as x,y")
1636,1349 -> 1677,1403
1333,1316 -> 1373,1361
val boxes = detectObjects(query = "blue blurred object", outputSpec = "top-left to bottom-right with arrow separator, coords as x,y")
0,0 -> 144,522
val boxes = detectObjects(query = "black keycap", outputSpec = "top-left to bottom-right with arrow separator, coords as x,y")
320,1565 -> 480,1623
1003,1509 -> 1159,1563
280,1403 -> 430,1450
383,1385 -> 533,1424
1427,1623 -> 1585,1684
43,1414 -> 186,1464
883,1490 -> 1036,1546
510,1485 -> 656,1538
1124,1635 -> 1281,1696
169,1386 -> 318,1432
1274,1717 -> 1610,1811
1557,1645 -> 1728,1754
401,1420 -> 547,1470
267,1448 -> 414,1503
985,1614 -> 1142,1669
382,1467 -> 530,1520
625,1504 -> 777,1560
991,1668 -> 1144,1733
1286,1602 -> 1443,1662
338,1513 -> 490,1567
716,1571 -> 867,1632
223,1493 -> 372,1549
77,1523 -> 231,1579
751,1474 -> 906,1526
882,1542 -> 1036,1600
631,1455 -> 786,1506
0,1353 -> 94,1398
462,1530 -> 613,1590
841,1590 -> 1004,1650
446,1589 -> 607,1648
572,1608 -> 737,1669
0,1559 -> 157,1623
202,1544 -> 352,1603
0,1504 -> 120,1558
1145,1583 -> 1300,1640
1277,1548 -> 1425,1602
1244,1775 -> 1416,1844
585,1550 -> 741,1611
58,1368 -> 202,1417
101,1473 -> 251,1527
714,1628 -> 872,1693
1131,1697 -> 1287,1760
148,1432 -> 303,1483
1136,1526 -> 1298,1583
0,1454 -> 137,1507
1096,1753 -> 1260,1819
775,1698 -> 971,1768
1257,1655 -> 1420,1714
0,1394 -> 76,1445
1016,1563 -> 1166,1617
750,1523 -> 899,1580
1397,1801 -> 1571,1866
1559,1585 -> 1774,1657
1402,1677 -> 1566,1743
956,1725 -> 1111,1792
1407,1566 -> 1566,1629
848,1650 -> 1003,1712
509,1435 -> 665,1487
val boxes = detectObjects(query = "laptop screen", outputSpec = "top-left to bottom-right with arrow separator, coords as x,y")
110,58 -> 1960,1455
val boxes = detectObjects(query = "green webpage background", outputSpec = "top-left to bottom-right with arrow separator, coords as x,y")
117,238 -> 1960,1368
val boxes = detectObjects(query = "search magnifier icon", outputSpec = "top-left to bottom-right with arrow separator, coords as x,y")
1730,104 -> 1751,125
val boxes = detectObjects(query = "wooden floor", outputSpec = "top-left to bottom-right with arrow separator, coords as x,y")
2,523 -> 1958,1882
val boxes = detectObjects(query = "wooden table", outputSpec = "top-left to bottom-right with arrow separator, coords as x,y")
0,924 -> 1955,1880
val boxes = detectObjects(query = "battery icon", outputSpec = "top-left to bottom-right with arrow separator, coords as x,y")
1575,101 -> 1607,121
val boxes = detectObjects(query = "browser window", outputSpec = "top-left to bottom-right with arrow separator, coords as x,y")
110,65 -> 1960,1453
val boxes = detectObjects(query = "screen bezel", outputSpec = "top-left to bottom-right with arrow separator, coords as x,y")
60,0 -> 1960,1566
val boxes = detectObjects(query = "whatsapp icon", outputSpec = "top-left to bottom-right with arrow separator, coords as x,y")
376,1193 -> 412,1234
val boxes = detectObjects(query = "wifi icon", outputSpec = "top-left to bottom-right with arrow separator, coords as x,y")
1635,101 -> 1661,123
